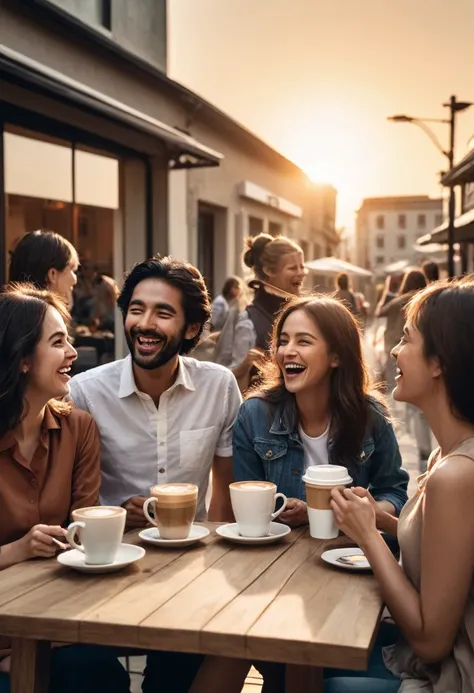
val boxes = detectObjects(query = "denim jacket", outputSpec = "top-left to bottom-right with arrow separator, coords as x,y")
233,396 -> 409,515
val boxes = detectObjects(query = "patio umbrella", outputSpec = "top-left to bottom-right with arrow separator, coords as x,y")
305,257 -> 373,278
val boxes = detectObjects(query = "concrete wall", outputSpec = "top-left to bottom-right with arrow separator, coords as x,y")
112,0 -> 167,71
0,4 -> 184,129
44,0 -> 167,71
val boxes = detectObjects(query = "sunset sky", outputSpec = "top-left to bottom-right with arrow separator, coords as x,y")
168,0 -> 474,233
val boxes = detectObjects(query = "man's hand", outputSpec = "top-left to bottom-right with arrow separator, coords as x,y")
20,524 -> 68,560
122,496 -> 148,528
278,498 -> 308,527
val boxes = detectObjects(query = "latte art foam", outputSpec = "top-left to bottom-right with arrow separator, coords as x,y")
83,508 -> 119,517
150,483 -> 198,505
230,481 -> 275,492
73,506 -> 124,520
158,485 -> 195,494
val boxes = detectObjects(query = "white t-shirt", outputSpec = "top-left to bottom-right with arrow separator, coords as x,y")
299,425 -> 330,470
69,355 -> 242,520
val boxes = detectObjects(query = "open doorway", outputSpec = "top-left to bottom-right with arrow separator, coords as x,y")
197,208 -> 215,297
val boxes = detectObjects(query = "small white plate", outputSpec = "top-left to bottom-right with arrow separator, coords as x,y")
216,522 -> 291,545
138,524 -> 210,548
57,543 -> 145,574
321,547 -> 371,572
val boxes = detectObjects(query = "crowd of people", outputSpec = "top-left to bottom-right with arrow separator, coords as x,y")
0,227 -> 473,693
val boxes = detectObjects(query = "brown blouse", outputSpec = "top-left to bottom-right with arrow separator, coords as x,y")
0,404 -> 100,659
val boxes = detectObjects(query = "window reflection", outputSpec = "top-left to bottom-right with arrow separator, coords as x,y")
3,126 -> 120,370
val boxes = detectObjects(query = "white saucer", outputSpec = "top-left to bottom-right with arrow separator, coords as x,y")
321,547 -> 371,572
215,522 -> 291,545
57,543 -> 145,573
138,524 -> 210,548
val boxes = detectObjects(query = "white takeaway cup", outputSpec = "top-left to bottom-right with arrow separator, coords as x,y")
302,465 -> 352,540
66,506 -> 126,565
229,481 -> 288,538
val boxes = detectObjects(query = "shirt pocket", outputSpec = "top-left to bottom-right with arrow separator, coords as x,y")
253,439 -> 288,462
179,426 -> 217,470
350,441 -> 375,487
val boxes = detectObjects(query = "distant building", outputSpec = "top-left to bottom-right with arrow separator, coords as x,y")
355,195 -> 443,276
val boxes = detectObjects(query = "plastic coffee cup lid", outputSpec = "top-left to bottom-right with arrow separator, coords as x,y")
302,464 -> 352,487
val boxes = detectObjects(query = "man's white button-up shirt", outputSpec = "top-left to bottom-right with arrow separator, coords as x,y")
69,355 -> 242,520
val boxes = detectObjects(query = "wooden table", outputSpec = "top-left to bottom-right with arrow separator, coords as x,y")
0,524 -> 383,693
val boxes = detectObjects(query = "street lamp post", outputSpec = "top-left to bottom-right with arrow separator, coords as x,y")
388,96 -> 472,277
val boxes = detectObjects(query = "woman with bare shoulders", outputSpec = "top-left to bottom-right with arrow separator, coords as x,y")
326,275 -> 474,691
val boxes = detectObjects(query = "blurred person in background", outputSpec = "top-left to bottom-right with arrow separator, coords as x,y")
210,276 -> 243,332
422,260 -> 439,283
8,230 -> 79,308
376,270 -> 424,392
334,271 -> 358,316
231,233 -> 307,392
376,268 -> 432,471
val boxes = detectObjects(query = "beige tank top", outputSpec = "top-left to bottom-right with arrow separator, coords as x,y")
384,438 -> 474,692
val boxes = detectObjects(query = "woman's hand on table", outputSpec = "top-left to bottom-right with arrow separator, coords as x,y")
279,498 -> 308,527
330,488 -> 378,548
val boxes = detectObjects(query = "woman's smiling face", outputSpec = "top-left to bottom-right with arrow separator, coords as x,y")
391,320 -> 441,406
276,309 -> 339,394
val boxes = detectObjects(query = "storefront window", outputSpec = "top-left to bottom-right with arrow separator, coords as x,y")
4,129 -> 74,267
3,126 -> 120,366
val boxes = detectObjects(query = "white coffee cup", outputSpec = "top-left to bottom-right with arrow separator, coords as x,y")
66,506 -> 126,565
229,481 -> 288,538
302,465 -> 352,539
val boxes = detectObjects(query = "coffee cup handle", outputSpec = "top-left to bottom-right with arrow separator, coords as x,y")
143,497 -> 157,526
271,492 -> 288,521
66,521 -> 85,553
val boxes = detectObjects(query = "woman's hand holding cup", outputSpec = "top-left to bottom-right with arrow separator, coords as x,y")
330,487 -> 378,548
20,524 -> 68,560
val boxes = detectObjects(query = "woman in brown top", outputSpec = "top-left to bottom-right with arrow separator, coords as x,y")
0,284 -> 130,693
327,275 -> 474,692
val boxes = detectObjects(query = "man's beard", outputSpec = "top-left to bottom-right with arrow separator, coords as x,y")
125,326 -> 186,371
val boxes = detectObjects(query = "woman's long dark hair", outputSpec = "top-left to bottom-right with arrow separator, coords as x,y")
406,274 -> 474,425
251,296 -> 385,461
0,283 -> 72,438
9,230 -> 77,288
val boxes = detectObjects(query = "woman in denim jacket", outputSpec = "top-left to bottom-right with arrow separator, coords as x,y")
233,295 -> 408,531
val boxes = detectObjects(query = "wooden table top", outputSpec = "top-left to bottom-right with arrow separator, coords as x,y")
0,524 -> 383,670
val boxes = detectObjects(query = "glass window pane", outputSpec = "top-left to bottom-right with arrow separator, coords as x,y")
75,150 -> 119,209
4,132 -> 73,202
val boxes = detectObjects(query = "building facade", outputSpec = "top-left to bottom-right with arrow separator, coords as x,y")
0,0 -> 337,368
418,135 -> 474,273
355,195 -> 443,276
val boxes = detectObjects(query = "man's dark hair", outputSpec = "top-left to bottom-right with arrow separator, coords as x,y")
117,256 -> 211,354
422,260 -> 439,283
